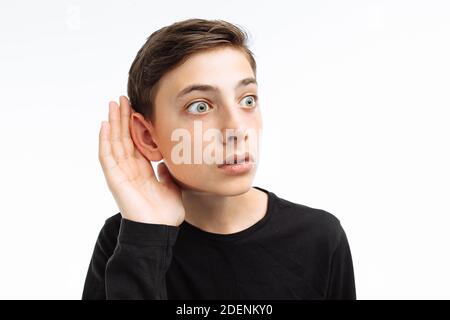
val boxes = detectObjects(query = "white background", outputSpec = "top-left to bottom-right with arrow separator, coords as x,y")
0,0 -> 449,299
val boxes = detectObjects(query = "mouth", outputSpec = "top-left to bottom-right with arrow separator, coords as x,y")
217,152 -> 254,167
217,152 -> 255,175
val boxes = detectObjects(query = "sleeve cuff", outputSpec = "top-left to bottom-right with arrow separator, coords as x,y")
118,218 -> 180,247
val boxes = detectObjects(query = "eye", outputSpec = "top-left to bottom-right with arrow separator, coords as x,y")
240,95 -> 258,108
186,101 -> 211,114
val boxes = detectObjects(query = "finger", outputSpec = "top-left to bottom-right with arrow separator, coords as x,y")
99,121 -> 118,175
134,146 -> 157,180
109,101 -> 127,161
119,96 -> 135,157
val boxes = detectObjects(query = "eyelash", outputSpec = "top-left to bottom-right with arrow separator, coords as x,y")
185,95 -> 259,113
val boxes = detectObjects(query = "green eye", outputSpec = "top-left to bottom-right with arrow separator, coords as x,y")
186,101 -> 211,114
241,95 -> 258,108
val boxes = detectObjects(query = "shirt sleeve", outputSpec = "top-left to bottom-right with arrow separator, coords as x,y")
82,217 -> 179,300
325,225 -> 357,299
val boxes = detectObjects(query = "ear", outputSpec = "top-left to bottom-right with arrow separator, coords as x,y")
129,111 -> 163,162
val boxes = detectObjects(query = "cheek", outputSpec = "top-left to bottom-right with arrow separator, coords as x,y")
157,125 -> 206,167
165,163 -> 216,191
250,109 -> 263,128
154,117 -> 190,160
159,125 -> 217,187
154,135 -> 176,165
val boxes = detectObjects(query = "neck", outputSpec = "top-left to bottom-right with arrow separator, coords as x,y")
181,187 -> 268,234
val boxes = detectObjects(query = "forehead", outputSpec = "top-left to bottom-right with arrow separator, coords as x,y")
157,47 -> 255,99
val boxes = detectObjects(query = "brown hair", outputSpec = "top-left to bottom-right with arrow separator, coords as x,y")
127,18 -> 257,121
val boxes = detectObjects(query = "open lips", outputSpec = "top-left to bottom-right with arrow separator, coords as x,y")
217,152 -> 254,167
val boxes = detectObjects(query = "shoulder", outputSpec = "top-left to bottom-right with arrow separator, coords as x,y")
269,190 -> 345,250
275,194 -> 342,232
101,212 -> 122,239
94,212 -> 122,256
104,212 -> 122,230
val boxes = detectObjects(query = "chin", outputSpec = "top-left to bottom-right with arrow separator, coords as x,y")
177,174 -> 255,197
211,179 -> 254,197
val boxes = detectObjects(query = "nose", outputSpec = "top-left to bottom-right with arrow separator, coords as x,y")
219,102 -> 248,146
224,128 -> 247,146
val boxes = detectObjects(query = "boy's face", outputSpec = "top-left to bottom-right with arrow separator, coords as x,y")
148,46 -> 262,196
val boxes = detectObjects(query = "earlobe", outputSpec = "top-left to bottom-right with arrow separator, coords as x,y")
129,112 -> 163,162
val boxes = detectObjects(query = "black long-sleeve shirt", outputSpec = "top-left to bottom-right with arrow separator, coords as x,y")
82,186 -> 356,300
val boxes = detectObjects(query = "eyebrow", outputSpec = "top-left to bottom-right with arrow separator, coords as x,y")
176,77 -> 258,100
